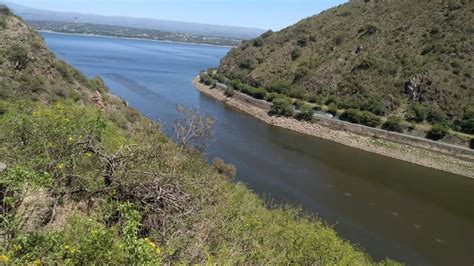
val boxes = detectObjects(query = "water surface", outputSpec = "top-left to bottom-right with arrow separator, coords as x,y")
41,32 -> 474,265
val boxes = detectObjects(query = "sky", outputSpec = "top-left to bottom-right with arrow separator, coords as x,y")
7,0 -> 347,30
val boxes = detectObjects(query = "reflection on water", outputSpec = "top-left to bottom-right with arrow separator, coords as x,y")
41,32 -> 474,265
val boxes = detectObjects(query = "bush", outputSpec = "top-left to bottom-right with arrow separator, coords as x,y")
224,88 -> 234,97
359,111 -> 381,127
249,87 -> 267,99
340,109 -> 361,123
270,97 -> 293,117
294,104 -> 314,121
291,48 -> 302,60
426,107 -> 447,124
212,158 -> 236,178
294,66 -> 309,81
327,103 -> 338,116
427,123 -> 449,140
325,95 -> 341,106
459,107 -> 474,134
383,116 -> 404,133
341,109 -> 381,127
265,80 -> 291,94
199,72 -> 216,87
9,46 -> 29,71
265,92 -> 284,102
409,104 -> 428,122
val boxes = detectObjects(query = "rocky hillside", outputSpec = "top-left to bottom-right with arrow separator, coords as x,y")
0,6 -> 397,264
218,0 -> 473,126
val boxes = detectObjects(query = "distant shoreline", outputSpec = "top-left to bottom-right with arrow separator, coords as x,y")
193,77 -> 474,179
36,30 -> 237,48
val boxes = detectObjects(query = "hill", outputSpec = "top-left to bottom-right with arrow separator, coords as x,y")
6,2 -> 265,40
0,5 -> 396,265
216,0 -> 473,139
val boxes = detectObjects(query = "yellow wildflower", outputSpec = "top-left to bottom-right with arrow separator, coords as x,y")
155,247 -> 161,255
84,152 -> 92,158
56,163 -> 65,170
67,137 -> 74,144
91,229 -> 98,236
12,244 -> 22,252
29,259 -> 42,266
0,255 -> 9,263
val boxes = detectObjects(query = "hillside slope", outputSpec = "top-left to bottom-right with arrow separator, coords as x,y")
217,0 -> 473,128
0,6 -> 396,265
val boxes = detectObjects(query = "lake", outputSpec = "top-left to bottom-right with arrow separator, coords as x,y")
40,32 -> 474,265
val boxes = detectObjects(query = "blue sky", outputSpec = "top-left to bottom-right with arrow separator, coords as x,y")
8,0 -> 347,30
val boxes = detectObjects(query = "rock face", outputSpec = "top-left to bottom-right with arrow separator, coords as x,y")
405,73 -> 432,103
14,189 -> 54,232
89,91 -> 105,110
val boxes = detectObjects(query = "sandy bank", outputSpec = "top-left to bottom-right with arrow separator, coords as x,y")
193,77 -> 474,179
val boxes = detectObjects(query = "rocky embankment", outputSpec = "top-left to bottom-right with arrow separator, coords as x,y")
193,78 -> 474,179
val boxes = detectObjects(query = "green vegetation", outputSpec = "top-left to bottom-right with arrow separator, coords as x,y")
199,72 -> 216,87
427,123 -> 449,140
383,116 -> 404,133
0,10 -> 397,265
269,97 -> 294,117
215,0 -> 473,145
340,109 -> 381,128
295,104 -> 314,121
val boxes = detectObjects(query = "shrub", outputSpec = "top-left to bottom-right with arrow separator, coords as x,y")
212,158 -> 237,178
426,107 -> 447,124
293,99 -> 306,109
253,38 -> 263,47
270,97 -> 293,117
249,87 -> 267,99
265,92 -> 284,102
427,123 -> 449,140
383,116 -> 404,133
295,104 -> 314,121
459,107 -> 474,134
199,72 -> 216,87
291,48 -> 302,60
327,103 -> 338,116
305,94 -> 323,104
325,95 -> 341,106
55,60 -> 74,83
409,104 -> 428,122
294,66 -> 309,81
9,46 -> 29,71
224,88 -> 234,97
265,80 -> 291,94
340,109 -> 361,123
359,111 -> 381,127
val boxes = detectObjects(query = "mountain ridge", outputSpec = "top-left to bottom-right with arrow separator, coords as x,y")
216,0 -> 473,133
6,2 -> 266,39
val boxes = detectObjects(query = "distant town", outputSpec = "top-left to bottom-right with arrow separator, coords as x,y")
28,21 -> 242,46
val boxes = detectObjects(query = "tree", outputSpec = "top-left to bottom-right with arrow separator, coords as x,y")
173,105 -> 215,152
